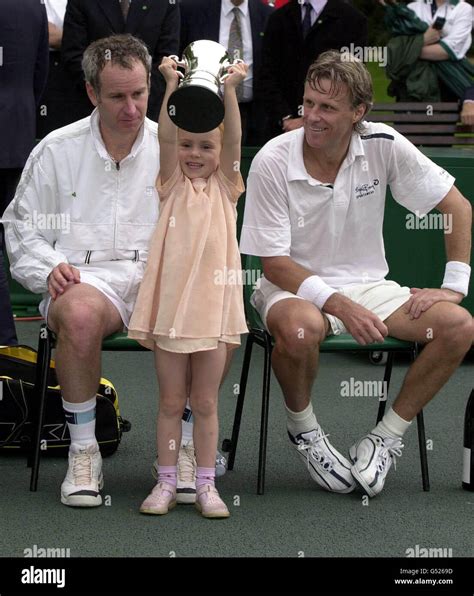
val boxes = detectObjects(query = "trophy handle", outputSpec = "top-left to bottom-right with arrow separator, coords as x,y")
219,59 -> 244,84
168,55 -> 185,79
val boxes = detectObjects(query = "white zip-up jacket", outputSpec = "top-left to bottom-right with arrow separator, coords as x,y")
3,109 -> 160,294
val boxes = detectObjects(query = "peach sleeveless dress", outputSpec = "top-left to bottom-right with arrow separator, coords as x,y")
127,165 -> 248,353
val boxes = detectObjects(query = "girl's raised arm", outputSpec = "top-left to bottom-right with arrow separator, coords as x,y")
220,62 -> 248,185
158,57 -> 180,185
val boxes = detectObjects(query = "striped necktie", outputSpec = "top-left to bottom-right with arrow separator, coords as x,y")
120,0 -> 131,22
228,7 -> 244,101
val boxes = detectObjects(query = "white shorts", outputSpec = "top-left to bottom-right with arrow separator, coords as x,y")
251,276 -> 411,335
40,260 -> 146,328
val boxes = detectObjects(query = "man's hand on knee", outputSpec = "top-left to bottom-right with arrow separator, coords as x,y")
47,263 -> 81,300
324,294 -> 388,345
404,287 -> 464,320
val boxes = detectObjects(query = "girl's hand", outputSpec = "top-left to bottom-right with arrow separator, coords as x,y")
159,56 -> 181,85
224,61 -> 249,89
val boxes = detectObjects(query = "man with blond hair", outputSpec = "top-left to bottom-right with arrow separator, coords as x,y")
240,50 -> 473,497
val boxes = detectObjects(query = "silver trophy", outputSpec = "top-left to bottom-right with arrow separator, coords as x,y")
168,40 -> 242,133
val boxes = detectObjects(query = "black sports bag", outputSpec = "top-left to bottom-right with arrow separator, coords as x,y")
0,346 -> 131,456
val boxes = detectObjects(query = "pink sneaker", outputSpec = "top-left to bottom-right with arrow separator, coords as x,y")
140,482 -> 177,515
195,484 -> 230,519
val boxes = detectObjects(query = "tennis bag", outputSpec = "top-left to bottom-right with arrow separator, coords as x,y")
0,345 -> 131,456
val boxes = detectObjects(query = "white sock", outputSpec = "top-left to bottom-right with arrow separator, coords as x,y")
373,407 -> 411,439
62,396 -> 98,448
285,402 -> 318,436
181,399 -> 193,444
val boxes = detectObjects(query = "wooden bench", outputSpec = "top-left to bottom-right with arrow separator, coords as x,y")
365,102 -> 474,146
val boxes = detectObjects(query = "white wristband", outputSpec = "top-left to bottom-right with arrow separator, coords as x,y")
297,275 -> 337,310
441,261 -> 471,297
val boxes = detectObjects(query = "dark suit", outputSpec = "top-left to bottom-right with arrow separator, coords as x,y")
464,87 -> 474,102
36,46 -> 88,138
179,0 -> 273,146
259,0 -> 368,139
0,0 -> 49,344
62,0 -> 180,122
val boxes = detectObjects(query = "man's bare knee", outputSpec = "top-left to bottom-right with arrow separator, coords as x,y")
48,286 -> 121,353
436,305 -> 473,351
268,300 -> 327,357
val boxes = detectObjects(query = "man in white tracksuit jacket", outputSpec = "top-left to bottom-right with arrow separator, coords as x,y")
3,35 -> 164,508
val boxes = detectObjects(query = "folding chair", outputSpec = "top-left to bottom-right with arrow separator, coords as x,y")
28,324 -> 147,491
225,255 -> 430,495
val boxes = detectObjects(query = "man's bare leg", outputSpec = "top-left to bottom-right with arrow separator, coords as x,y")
266,298 -> 328,412
266,298 -> 355,493
350,302 -> 473,497
385,302 -> 473,420
48,284 -> 123,403
48,283 -> 123,507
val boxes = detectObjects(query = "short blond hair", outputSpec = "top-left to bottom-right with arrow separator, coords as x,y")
305,50 -> 373,133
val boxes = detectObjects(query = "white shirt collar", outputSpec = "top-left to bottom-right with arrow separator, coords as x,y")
222,0 -> 249,18
287,128 -> 309,182
301,0 -> 328,18
89,108 -> 147,161
287,127 -> 365,182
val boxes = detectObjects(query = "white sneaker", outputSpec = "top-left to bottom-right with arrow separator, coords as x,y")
176,441 -> 197,504
151,444 -> 226,485
288,427 -> 356,493
61,443 -> 103,507
349,432 -> 404,497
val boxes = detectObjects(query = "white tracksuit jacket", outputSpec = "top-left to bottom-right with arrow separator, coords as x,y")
3,109 -> 160,295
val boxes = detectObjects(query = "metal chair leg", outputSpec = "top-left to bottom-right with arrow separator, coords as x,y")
257,332 -> 272,495
416,410 -> 430,491
411,343 -> 430,491
29,324 -> 52,491
227,333 -> 254,471
376,352 -> 394,423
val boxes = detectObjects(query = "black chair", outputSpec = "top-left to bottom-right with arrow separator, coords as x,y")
224,255 -> 430,495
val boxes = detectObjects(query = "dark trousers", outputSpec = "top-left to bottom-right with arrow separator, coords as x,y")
239,100 -> 267,147
0,168 -> 21,345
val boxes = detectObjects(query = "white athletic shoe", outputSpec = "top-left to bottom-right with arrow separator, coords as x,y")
176,441 -> 197,504
151,444 -> 226,489
288,426 -> 356,493
349,432 -> 404,497
61,443 -> 103,507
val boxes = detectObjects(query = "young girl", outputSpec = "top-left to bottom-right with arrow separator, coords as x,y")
128,56 -> 249,518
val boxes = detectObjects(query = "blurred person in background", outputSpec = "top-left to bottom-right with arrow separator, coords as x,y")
259,0 -> 367,140
0,0 -> 49,345
36,0 -> 88,136
382,0 -> 473,102
179,0 -> 274,146
61,0 -> 180,122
